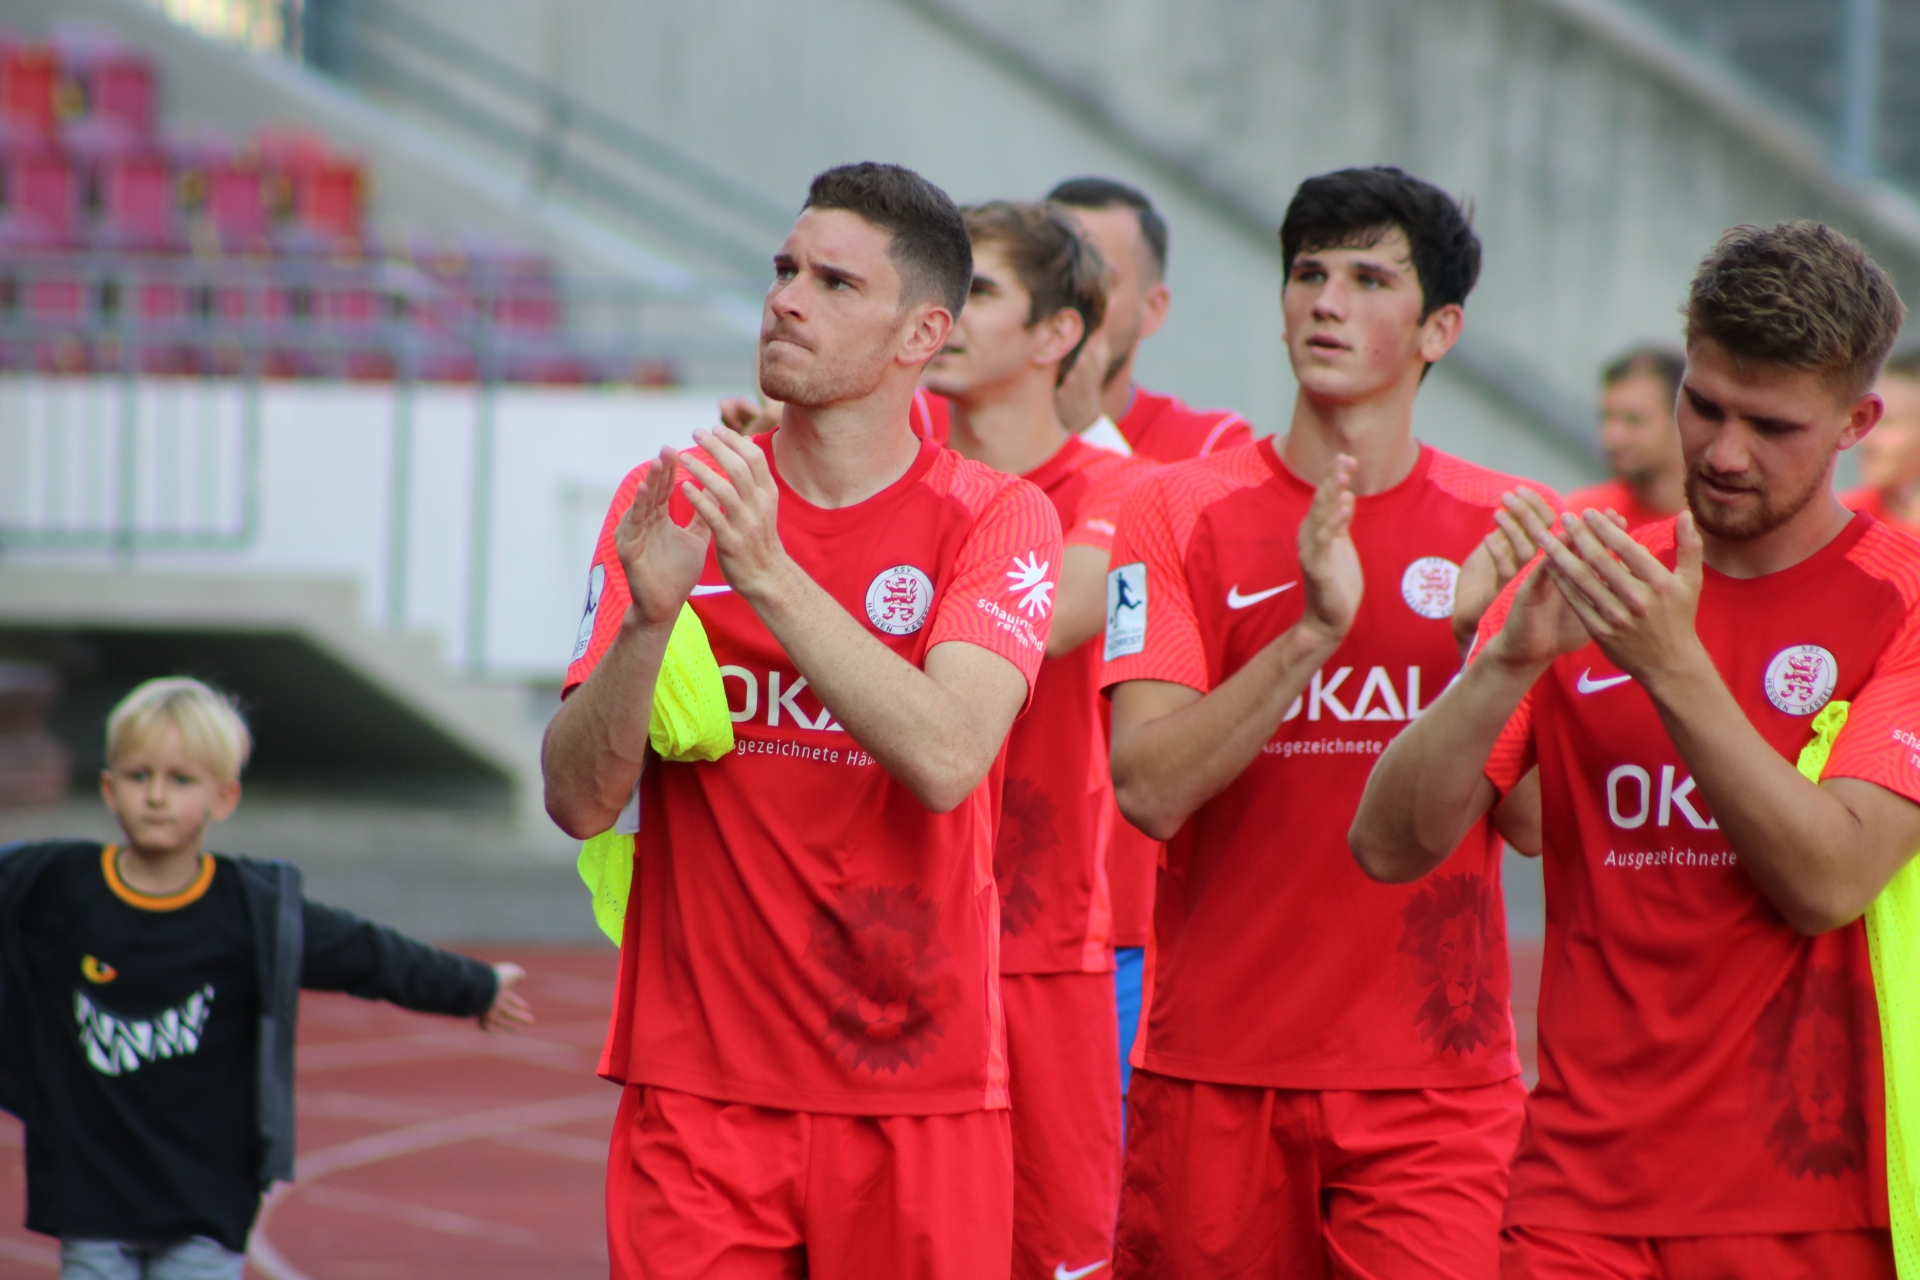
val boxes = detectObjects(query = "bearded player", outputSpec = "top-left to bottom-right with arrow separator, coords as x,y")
544,163 -> 1063,1279
1843,349 -> 1920,536
1564,346 -> 1688,530
1100,166 -> 1557,1278
922,200 -> 1154,1279
1354,220 -> 1910,1278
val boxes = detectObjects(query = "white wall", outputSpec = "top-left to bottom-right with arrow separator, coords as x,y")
0,378 -> 743,678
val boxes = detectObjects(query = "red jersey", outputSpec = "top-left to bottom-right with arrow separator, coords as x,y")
1842,485 -> 1920,539
1115,385 -> 1253,464
1101,439 -> 1556,1089
1480,513 -> 1920,1235
1563,478 -> 1675,531
566,432 -> 1063,1115
1000,437 -> 1155,975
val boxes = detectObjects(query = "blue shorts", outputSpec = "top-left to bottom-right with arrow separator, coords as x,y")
1114,945 -> 1145,1097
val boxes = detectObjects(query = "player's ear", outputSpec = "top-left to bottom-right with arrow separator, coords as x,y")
210,778 -> 243,823
1417,303 -> 1465,366
1138,279 -> 1170,340
1837,389 -> 1885,451
1033,307 -> 1086,370
898,302 -> 952,368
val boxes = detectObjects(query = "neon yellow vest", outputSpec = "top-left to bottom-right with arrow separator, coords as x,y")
577,601 -> 733,945
1796,701 -> 1916,1271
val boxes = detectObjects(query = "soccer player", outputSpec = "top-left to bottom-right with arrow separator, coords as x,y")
544,163 -> 1063,1279
1563,345 -> 1687,529
1842,349 -> 1920,536
922,200 -> 1154,1279
1046,176 -> 1255,1097
1352,220 -> 1911,1278
1101,166 -> 1555,1279
1046,177 -> 1254,462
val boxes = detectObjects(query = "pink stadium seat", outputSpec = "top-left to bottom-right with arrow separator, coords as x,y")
0,142 -> 76,247
0,43 -> 57,140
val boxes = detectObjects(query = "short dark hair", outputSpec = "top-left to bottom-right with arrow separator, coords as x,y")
1685,221 -> 1905,397
1602,344 -> 1686,405
1279,166 -> 1481,320
803,163 -> 972,317
1047,176 -> 1168,278
963,200 -> 1109,382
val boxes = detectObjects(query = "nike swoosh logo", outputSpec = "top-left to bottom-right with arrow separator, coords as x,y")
1226,582 -> 1296,609
1576,669 -> 1632,694
1054,1264 -> 1109,1280
690,584 -> 733,596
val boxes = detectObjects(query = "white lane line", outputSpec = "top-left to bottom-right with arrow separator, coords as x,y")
0,1236 -> 58,1267
247,1091 -> 616,1280
297,1184 -> 542,1246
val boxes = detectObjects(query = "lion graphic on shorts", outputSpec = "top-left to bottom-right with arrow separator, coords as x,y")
1750,962 -> 1867,1179
1398,872 -> 1506,1056
807,885 -> 950,1073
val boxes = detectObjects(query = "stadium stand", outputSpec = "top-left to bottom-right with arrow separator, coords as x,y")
0,21 -> 673,387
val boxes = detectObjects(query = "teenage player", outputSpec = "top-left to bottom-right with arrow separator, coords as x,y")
1046,177 -> 1255,1097
922,200 -> 1154,1280
1564,345 -> 1687,529
1101,166 -> 1556,1279
1353,220 -> 1911,1277
1843,349 -> 1920,535
544,163 -> 1063,1279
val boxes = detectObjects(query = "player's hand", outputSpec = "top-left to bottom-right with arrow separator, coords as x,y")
1482,489 -> 1589,670
1297,454 -> 1363,648
718,393 -> 783,437
1451,492 -> 1545,650
679,426 -> 794,602
480,962 -> 535,1033
616,446 -> 713,630
1536,506 -> 1706,687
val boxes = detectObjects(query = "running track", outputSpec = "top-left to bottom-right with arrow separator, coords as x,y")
0,942 -> 1542,1276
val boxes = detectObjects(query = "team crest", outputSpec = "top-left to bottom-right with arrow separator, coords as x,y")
865,565 -> 934,636
1764,644 -> 1837,716
1401,557 -> 1459,620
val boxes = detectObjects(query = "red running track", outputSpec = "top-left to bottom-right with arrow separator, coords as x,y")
0,940 -> 1544,1276
0,948 -> 620,1279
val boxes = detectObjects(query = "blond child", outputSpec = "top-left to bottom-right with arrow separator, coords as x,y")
0,677 -> 533,1280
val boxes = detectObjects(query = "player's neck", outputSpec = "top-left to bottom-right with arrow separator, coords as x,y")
1884,476 -> 1920,526
1701,487 -> 1856,580
1628,466 -> 1687,518
1281,383 -> 1421,495
946,379 -> 1072,477
1099,358 -> 1139,423
116,840 -> 208,896
773,391 -> 924,509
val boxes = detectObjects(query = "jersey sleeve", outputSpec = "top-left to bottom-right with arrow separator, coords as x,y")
924,475 -> 1064,693
1068,457 -> 1155,554
1824,605 -> 1920,804
1099,473 -> 1209,693
562,464 -> 648,695
1470,571 -> 1538,796
1198,413 -> 1255,457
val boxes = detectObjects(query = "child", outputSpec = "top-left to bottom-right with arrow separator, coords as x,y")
0,677 -> 535,1280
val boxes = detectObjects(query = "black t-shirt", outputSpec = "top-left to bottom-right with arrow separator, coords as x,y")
20,845 -> 262,1250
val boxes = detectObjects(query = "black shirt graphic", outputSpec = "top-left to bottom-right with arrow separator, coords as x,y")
20,846 -> 260,1251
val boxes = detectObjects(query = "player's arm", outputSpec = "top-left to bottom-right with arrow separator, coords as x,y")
1046,546 -> 1112,657
1352,490 -> 1585,881
1109,458 -> 1360,841
1539,508 -> 1920,934
680,427 -> 1031,814
543,449 -> 710,838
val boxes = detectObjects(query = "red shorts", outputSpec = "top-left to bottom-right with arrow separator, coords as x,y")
1500,1223 -> 1895,1279
1003,971 -> 1122,1279
605,1084 -> 1012,1280
1116,1070 -> 1526,1280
